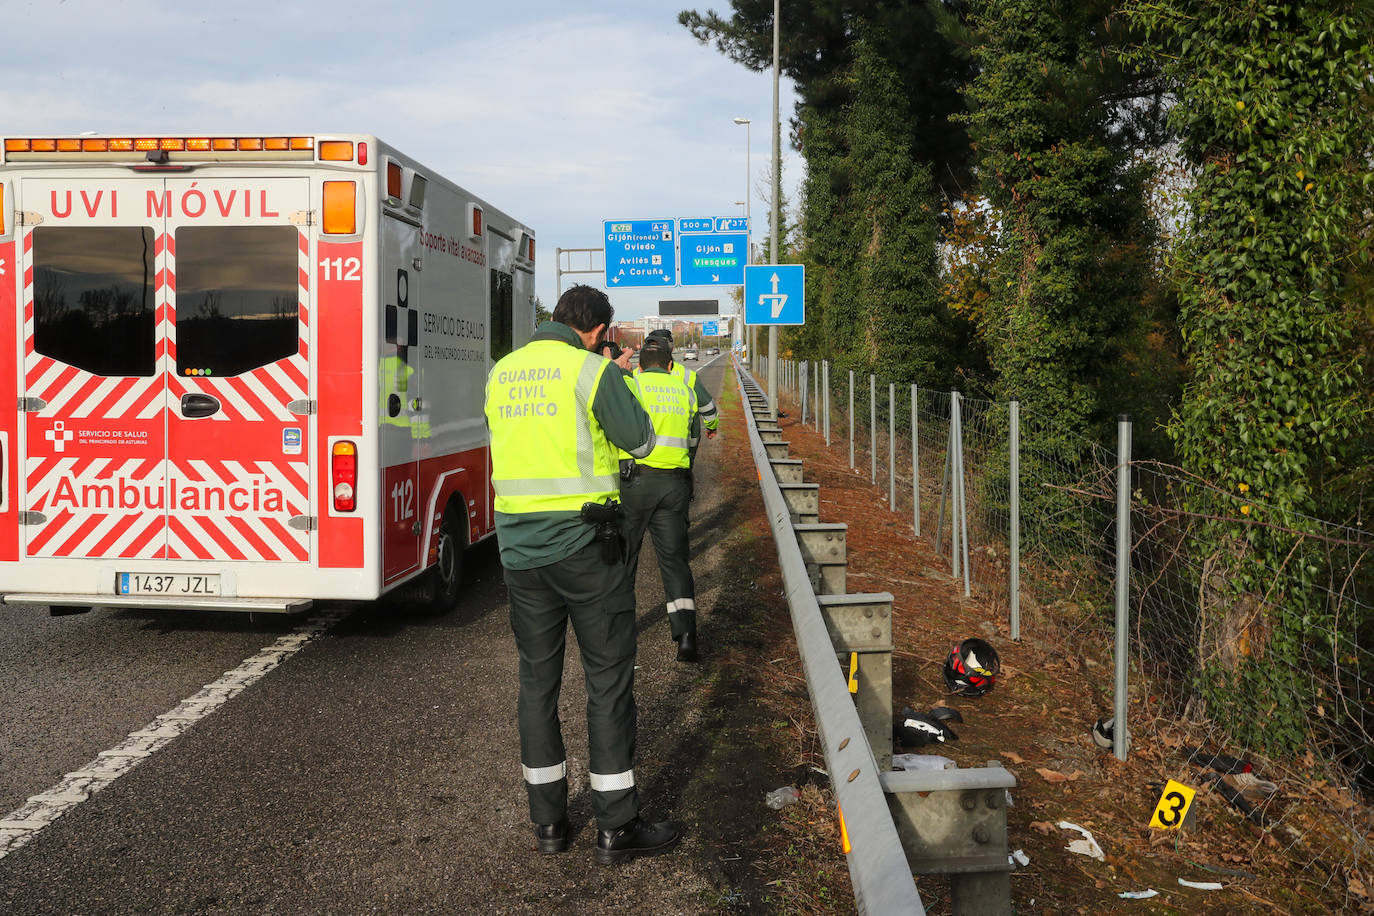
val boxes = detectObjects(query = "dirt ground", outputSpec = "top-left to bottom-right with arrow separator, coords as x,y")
702,365 -> 1369,915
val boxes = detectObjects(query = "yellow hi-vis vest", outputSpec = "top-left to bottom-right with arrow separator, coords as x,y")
623,371 -> 697,469
485,340 -> 620,514
669,362 -> 697,391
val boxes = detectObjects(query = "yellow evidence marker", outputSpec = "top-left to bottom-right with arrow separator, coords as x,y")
1149,779 -> 1197,829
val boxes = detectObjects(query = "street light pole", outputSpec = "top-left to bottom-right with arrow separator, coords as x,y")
733,116 -> 752,368
767,0 -> 780,419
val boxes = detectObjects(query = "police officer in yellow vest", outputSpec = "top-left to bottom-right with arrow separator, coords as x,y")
484,285 -> 680,865
620,337 -> 702,662
643,329 -> 718,457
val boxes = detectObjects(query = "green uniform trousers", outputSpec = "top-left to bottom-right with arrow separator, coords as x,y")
621,469 -> 696,639
503,538 -> 639,831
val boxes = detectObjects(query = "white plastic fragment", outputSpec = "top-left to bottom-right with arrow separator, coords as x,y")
1009,849 -> 1030,867
1119,889 -> 1158,899
1178,878 -> 1224,890
891,754 -> 955,771
1057,821 -> 1105,860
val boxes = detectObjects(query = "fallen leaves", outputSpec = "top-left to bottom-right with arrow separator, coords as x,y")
1037,767 -> 1085,784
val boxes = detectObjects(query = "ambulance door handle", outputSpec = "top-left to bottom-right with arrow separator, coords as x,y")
180,393 -> 221,418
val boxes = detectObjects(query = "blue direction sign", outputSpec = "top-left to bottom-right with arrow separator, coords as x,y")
744,264 -> 805,325
680,233 -> 747,286
703,320 -> 720,336
714,217 -> 749,232
604,219 -> 676,287
678,217 -> 715,233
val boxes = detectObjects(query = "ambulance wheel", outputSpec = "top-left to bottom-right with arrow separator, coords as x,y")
415,507 -> 465,615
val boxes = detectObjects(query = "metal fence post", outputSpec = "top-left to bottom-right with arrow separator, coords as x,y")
813,361 -> 821,431
1114,415 -> 1133,761
801,361 -> 809,426
1009,400 -> 1021,642
824,360 -> 831,446
888,382 -> 896,511
949,392 -> 961,581
849,370 -> 855,470
870,374 -> 877,485
912,384 -> 920,537
957,395 -> 971,598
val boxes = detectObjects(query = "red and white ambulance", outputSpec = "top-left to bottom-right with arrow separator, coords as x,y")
0,134 -> 534,614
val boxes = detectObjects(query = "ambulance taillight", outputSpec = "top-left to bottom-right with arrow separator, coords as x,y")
332,442 -> 357,512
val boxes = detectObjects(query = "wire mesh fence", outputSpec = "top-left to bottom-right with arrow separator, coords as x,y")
762,356 -> 1374,898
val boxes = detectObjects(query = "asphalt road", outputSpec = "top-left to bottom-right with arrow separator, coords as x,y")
0,357 -> 747,914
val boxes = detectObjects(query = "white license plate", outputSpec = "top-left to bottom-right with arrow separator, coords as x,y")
117,572 -> 221,597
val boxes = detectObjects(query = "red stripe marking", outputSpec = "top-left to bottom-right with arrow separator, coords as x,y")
85,377 -> 139,419
251,366 -> 295,409
298,232 -> 309,255
26,508 -> 75,554
198,514 -> 249,561
261,516 -> 308,561
169,514 -> 215,560
164,234 -> 175,257
165,269 -> 176,293
129,381 -> 166,418
29,359 -> 75,395
60,373 -> 109,419
299,266 -> 310,291
171,459 -> 206,484
223,376 -> 270,421
54,512 -> 110,558
155,234 -> 166,257
88,512 -> 142,557
227,514 -> 282,561
121,515 -> 165,558
279,358 -> 308,392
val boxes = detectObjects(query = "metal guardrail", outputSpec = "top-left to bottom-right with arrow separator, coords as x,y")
733,360 -> 927,915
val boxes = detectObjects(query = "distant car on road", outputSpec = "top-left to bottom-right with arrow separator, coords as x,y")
683,349 -> 698,360
706,347 -> 719,356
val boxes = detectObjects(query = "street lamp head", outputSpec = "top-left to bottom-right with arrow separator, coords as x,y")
733,117 -> 750,125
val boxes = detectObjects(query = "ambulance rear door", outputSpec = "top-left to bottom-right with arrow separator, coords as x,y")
162,177 -> 313,563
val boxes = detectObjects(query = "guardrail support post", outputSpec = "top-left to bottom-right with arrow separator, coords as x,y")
770,458 -> 804,484
818,592 -> 894,771
779,482 -> 821,525
882,763 -> 1016,916
796,523 -> 846,595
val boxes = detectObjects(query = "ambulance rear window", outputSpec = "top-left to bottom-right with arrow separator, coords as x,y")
175,226 -> 300,377
33,227 -> 156,377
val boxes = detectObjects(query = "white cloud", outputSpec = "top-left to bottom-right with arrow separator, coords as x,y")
3,0 -> 801,319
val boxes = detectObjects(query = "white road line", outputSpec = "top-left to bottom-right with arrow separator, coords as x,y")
0,606 -> 349,860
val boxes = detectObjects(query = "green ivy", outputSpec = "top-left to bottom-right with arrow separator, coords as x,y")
1122,1 -> 1374,752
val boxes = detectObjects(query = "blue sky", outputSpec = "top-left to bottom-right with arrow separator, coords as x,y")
5,0 -> 799,322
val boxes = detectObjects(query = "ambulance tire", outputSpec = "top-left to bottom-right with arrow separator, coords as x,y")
413,505 -> 465,616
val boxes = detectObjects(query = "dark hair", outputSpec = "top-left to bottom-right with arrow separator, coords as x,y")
552,285 -> 613,333
639,338 -> 672,370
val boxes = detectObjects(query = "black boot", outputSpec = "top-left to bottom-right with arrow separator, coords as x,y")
594,817 -> 680,865
675,630 -> 698,663
534,818 -> 569,854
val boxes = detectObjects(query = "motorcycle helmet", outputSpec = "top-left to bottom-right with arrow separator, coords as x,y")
943,638 -> 1000,697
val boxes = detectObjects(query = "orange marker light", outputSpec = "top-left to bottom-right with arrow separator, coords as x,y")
57,138 -> 81,152
186,138 -> 211,151
838,806 -> 851,854
159,138 -> 185,151
322,181 -> 356,235
471,205 -> 483,238
0,184 -> 5,235
319,141 -> 353,162
32,139 -> 57,152
5,139 -> 30,153
386,162 -> 402,199
528,237 -> 536,262
134,138 -> 159,151
109,138 -> 134,151
290,137 -> 312,150
264,137 -> 289,151
238,138 -> 263,151
211,138 -> 236,151
82,139 -> 108,152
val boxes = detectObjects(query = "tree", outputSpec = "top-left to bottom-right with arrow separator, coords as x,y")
1122,0 -> 1374,752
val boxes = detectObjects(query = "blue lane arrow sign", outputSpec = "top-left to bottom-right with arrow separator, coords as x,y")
744,264 -> 805,325
604,219 -> 676,287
